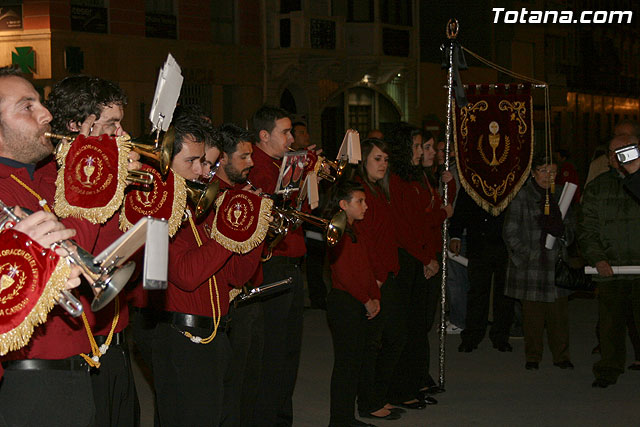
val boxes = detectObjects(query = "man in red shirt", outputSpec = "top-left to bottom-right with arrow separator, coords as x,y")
204,122 -> 265,426
46,74 -> 143,427
152,110 -> 263,426
0,67 -> 100,426
249,105 -> 306,426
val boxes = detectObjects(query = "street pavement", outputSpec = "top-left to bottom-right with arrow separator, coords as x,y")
133,295 -> 639,426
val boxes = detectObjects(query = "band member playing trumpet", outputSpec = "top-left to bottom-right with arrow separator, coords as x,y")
151,110 -> 264,426
203,122 -> 266,426
0,66 -> 103,426
249,105 -> 308,426
46,75 -> 142,426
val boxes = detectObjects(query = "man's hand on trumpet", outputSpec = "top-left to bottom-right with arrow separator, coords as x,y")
12,207 -> 84,290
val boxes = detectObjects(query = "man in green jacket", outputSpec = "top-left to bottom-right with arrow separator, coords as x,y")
578,134 -> 640,388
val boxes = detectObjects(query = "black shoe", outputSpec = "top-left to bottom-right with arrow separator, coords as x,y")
387,407 -> 406,415
395,400 -> 427,410
421,396 -> 438,405
420,385 -> 445,395
592,378 -> 613,388
525,361 -> 539,370
493,342 -> 513,352
359,411 -> 401,421
628,362 -> 640,370
458,343 -> 477,352
591,345 -> 600,354
553,360 -> 574,369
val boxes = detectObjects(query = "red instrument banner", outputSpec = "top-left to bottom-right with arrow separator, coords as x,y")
120,166 -> 186,237
210,189 -> 273,254
54,134 -> 129,224
0,229 -> 70,356
453,84 -> 534,215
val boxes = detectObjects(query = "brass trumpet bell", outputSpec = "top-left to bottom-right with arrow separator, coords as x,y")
127,127 -> 175,178
269,208 -> 346,247
185,179 -> 220,218
45,132 -> 156,186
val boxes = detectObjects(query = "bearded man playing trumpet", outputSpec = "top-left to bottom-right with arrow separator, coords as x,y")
150,108 -> 266,426
0,66 -> 123,426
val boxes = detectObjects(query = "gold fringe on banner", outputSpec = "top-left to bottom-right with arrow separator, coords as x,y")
210,192 -> 273,254
54,137 -> 130,224
119,171 -> 187,237
0,259 -> 71,356
452,96 -> 534,216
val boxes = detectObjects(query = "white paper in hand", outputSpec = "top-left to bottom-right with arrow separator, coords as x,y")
149,53 -> 184,132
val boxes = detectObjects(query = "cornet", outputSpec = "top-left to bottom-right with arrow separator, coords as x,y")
288,148 -> 347,183
46,129 -> 175,187
0,202 -> 136,314
185,179 -> 220,219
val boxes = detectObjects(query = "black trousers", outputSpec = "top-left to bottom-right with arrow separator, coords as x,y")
327,288 -> 368,424
357,273 -> 404,413
91,338 -> 140,427
461,243 -> 515,347
593,279 -> 640,383
152,321 -> 232,426
224,302 -> 264,427
252,256 -> 304,427
389,248 -> 436,402
305,236 -> 328,308
0,363 -> 95,426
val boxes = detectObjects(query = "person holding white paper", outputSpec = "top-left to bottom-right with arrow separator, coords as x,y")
578,134 -> 640,388
503,154 -> 574,371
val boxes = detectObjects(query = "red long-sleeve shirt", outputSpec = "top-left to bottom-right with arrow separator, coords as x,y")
0,159 -> 97,360
248,145 -> 306,258
157,203 -> 264,318
389,173 -> 437,265
329,230 -> 380,304
354,175 -> 399,283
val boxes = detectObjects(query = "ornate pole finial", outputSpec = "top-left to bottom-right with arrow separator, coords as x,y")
446,18 -> 459,40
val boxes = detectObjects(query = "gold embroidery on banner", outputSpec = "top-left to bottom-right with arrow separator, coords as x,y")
498,100 -> 528,134
471,170 -> 516,203
477,121 -> 510,170
459,100 -> 488,143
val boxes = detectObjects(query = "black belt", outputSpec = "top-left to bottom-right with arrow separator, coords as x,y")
94,331 -> 126,347
2,355 -> 89,372
158,311 -> 229,331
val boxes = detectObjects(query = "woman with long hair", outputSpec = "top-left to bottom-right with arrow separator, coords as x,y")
351,138 -> 403,421
386,125 -> 443,408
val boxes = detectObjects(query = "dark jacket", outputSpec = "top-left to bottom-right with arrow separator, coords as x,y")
578,168 -> 640,282
449,189 -> 506,256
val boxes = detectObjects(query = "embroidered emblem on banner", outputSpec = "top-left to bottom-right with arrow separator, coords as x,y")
454,84 -> 534,215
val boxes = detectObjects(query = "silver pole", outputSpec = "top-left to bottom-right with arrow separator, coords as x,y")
438,18 -> 459,390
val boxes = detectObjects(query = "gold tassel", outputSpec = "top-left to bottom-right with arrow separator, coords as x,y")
544,194 -> 550,215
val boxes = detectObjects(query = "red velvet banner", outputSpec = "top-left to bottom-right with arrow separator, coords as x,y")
211,189 -> 272,254
55,134 -> 128,223
453,84 -> 534,215
0,229 -> 69,355
120,165 -> 186,237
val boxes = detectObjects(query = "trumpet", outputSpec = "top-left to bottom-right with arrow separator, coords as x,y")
45,130 -> 173,186
288,147 -> 347,183
0,202 -> 136,314
268,207 -> 346,247
185,179 -> 220,219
